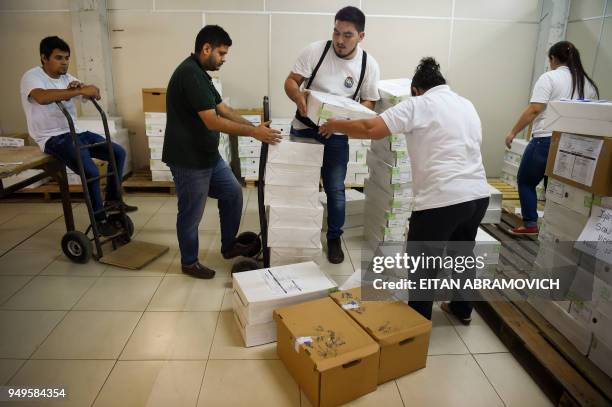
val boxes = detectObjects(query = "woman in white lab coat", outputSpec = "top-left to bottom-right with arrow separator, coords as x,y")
505,41 -> 599,236
319,57 -> 490,323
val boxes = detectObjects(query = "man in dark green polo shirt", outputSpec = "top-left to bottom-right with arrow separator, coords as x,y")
163,25 -> 281,279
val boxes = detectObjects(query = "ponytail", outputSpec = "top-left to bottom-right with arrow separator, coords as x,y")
548,41 -> 600,99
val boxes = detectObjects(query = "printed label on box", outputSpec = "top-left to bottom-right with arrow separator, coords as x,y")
553,134 -> 603,187
261,269 -> 303,295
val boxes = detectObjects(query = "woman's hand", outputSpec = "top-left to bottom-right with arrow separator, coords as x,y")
504,131 -> 515,149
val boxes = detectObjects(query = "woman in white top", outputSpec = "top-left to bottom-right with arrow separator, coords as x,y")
506,41 -> 599,236
319,58 -> 490,323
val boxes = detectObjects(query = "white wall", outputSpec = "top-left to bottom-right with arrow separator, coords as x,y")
1,0 -> 546,176
566,0 -> 612,100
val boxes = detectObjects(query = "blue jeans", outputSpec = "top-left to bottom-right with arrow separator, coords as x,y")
170,159 -> 243,266
517,137 -> 550,227
290,126 -> 348,240
44,131 -> 126,221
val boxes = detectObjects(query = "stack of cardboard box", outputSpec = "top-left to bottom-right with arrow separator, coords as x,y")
143,79 -> 223,182
363,135 -> 413,249
237,114 -> 263,181
232,261 -> 337,347
529,100 -> 612,377
274,287 -> 432,406
264,139 -> 325,266
346,139 -> 370,186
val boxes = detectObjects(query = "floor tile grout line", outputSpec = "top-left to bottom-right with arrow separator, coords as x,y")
0,275 -> 36,308
394,379 -> 407,407
3,359 -> 28,387
470,353 -> 508,407
195,309 -> 223,406
0,212 -> 65,257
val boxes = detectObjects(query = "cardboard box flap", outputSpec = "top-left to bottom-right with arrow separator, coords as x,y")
274,298 -> 379,372
329,288 -> 432,346
142,88 -> 167,94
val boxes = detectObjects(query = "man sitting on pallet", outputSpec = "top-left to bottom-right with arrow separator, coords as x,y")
20,36 -> 137,237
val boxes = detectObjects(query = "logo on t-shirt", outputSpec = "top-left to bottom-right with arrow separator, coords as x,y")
344,76 -> 354,88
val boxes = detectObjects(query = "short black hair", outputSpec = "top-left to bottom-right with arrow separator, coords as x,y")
194,25 -> 232,54
335,6 -> 365,32
40,36 -> 70,60
411,57 -> 446,92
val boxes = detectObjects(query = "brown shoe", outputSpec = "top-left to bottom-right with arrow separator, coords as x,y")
182,262 -> 216,279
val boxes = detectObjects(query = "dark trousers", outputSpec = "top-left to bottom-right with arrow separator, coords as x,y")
169,159 -> 243,266
517,137 -> 550,227
407,197 -> 490,320
44,131 -> 126,221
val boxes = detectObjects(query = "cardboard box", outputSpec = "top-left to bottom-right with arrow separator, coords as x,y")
371,134 -> 407,153
268,226 -> 322,249
377,78 -> 412,106
233,308 -> 276,347
502,160 -> 519,178
364,179 -> 414,214
542,200 -> 589,241
306,90 -> 376,126
151,170 -> 173,182
264,162 -> 320,188
267,139 -> 324,167
509,138 -> 528,156
240,157 -> 259,169
268,205 -> 324,230
365,199 -> 410,228
372,147 -> 410,167
232,261 -> 336,325
364,219 -> 406,243
545,132 -> 612,196
150,159 -> 170,172
364,176 -> 413,201
271,118 -> 292,135
503,150 -> 522,165
366,152 -> 411,186
242,167 -> 258,179
142,88 -> 166,113
329,288 -> 431,383
546,178 -> 594,217
542,100 -> 612,138
264,184 -> 320,208
238,145 -> 261,158
274,297 -> 380,407
148,137 -> 164,148
528,298 -> 592,355
487,185 -> 503,210
270,246 -> 323,267
149,146 -> 163,160
238,137 -> 261,147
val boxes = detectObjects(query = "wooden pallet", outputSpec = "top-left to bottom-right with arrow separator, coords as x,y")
476,215 -> 612,407
488,177 -> 520,200
122,170 -> 175,194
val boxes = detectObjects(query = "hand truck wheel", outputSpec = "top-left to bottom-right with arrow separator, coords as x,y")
61,231 -> 93,264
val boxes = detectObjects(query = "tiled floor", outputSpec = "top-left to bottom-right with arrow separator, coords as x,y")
0,189 -> 553,407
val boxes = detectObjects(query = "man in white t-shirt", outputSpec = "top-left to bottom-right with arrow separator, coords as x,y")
284,6 -> 380,264
20,36 -> 136,237
320,58 -> 491,323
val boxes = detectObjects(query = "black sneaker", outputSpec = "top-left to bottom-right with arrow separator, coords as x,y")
182,262 -> 216,279
327,237 -> 344,264
96,220 -> 119,237
104,200 -> 138,213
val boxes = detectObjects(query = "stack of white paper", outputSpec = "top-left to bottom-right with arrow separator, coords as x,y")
232,261 -> 337,347
265,139 -> 325,266
501,138 -> 545,200
346,139 -> 370,186
238,114 -> 263,180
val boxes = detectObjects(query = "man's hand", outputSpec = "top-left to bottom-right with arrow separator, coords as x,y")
319,118 -> 337,138
68,81 -> 83,89
79,85 -> 101,100
505,131 -> 516,149
252,121 -> 282,145
294,90 -> 310,117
